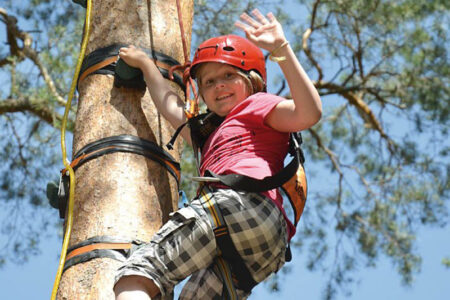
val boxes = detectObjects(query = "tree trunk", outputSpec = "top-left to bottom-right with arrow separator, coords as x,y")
57,1 -> 193,299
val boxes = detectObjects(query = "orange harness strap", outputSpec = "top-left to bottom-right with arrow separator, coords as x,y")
63,236 -> 143,273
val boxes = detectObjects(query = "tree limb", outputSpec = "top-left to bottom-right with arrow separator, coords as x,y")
0,96 -> 72,129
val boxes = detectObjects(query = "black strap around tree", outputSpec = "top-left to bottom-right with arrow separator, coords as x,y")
63,235 -> 144,273
57,135 -> 181,219
68,134 -> 181,186
77,43 -> 186,90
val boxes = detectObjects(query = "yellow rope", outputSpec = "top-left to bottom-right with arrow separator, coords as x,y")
51,0 -> 92,298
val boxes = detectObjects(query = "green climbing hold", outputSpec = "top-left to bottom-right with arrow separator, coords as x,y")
115,59 -> 143,81
46,181 -> 59,209
72,0 -> 87,8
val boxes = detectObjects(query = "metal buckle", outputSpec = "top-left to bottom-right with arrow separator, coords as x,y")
192,176 -> 220,182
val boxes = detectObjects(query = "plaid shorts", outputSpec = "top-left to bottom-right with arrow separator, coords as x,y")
114,188 -> 287,299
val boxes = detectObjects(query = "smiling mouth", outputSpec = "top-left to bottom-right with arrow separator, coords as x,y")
216,93 -> 233,101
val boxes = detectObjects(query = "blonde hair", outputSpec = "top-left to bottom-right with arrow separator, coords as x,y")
236,70 -> 265,95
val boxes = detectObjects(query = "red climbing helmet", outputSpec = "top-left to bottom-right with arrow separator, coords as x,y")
190,34 -> 267,84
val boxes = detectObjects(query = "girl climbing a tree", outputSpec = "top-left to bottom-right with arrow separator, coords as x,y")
114,8 -> 321,299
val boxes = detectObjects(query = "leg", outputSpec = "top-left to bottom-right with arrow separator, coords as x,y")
114,275 -> 159,300
114,201 -> 217,298
179,188 -> 286,299
180,265 -> 250,300
214,189 -> 288,283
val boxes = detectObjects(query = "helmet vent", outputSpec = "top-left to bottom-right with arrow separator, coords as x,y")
223,46 -> 235,52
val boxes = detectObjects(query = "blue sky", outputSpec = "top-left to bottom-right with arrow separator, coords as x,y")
0,210 -> 448,299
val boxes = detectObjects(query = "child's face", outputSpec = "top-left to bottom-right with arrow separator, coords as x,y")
197,62 -> 251,117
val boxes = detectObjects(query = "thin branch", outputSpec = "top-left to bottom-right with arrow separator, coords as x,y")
352,17 -> 364,79
365,87 -> 407,109
0,7 -> 67,106
4,114 -> 29,174
302,0 -> 324,81
308,128 -> 344,208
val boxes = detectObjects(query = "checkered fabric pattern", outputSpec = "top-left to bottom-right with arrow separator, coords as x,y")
114,188 -> 287,299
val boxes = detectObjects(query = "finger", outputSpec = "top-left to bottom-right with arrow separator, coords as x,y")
240,12 -> 261,28
266,12 -> 276,23
234,20 -> 253,33
251,9 -> 268,25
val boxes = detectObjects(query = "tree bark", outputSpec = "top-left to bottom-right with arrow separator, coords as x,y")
57,1 -> 193,299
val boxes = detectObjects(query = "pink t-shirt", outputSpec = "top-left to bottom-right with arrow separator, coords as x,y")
200,92 -> 296,239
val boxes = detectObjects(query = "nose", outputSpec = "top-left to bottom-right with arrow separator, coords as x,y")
214,79 -> 226,89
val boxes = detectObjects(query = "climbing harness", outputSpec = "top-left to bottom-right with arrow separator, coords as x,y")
77,43 -> 186,90
188,133 -> 307,298
205,132 -> 307,228
166,111 -> 225,150
168,110 -> 307,296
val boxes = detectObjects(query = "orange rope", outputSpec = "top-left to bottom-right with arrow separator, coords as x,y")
169,0 -> 199,119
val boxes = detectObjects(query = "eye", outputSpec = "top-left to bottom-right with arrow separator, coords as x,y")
225,72 -> 235,79
204,78 -> 214,87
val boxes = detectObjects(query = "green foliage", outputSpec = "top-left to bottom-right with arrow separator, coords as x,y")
289,1 -> 448,297
443,257 -> 450,268
179,141 -> 198,200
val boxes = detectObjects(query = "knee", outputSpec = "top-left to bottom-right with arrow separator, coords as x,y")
114,275 -> 159,300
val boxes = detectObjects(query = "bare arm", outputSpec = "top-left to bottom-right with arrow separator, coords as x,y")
118,46 -> 191,144
236,9 -> 322,132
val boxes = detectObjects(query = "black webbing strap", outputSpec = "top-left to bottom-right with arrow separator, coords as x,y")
166,112 -> 225,150
64,134 -> 180,186
63,235 -> 144,273
77,43 -> 186,90
205,132 -> 304,193
199,188 -> 257,295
